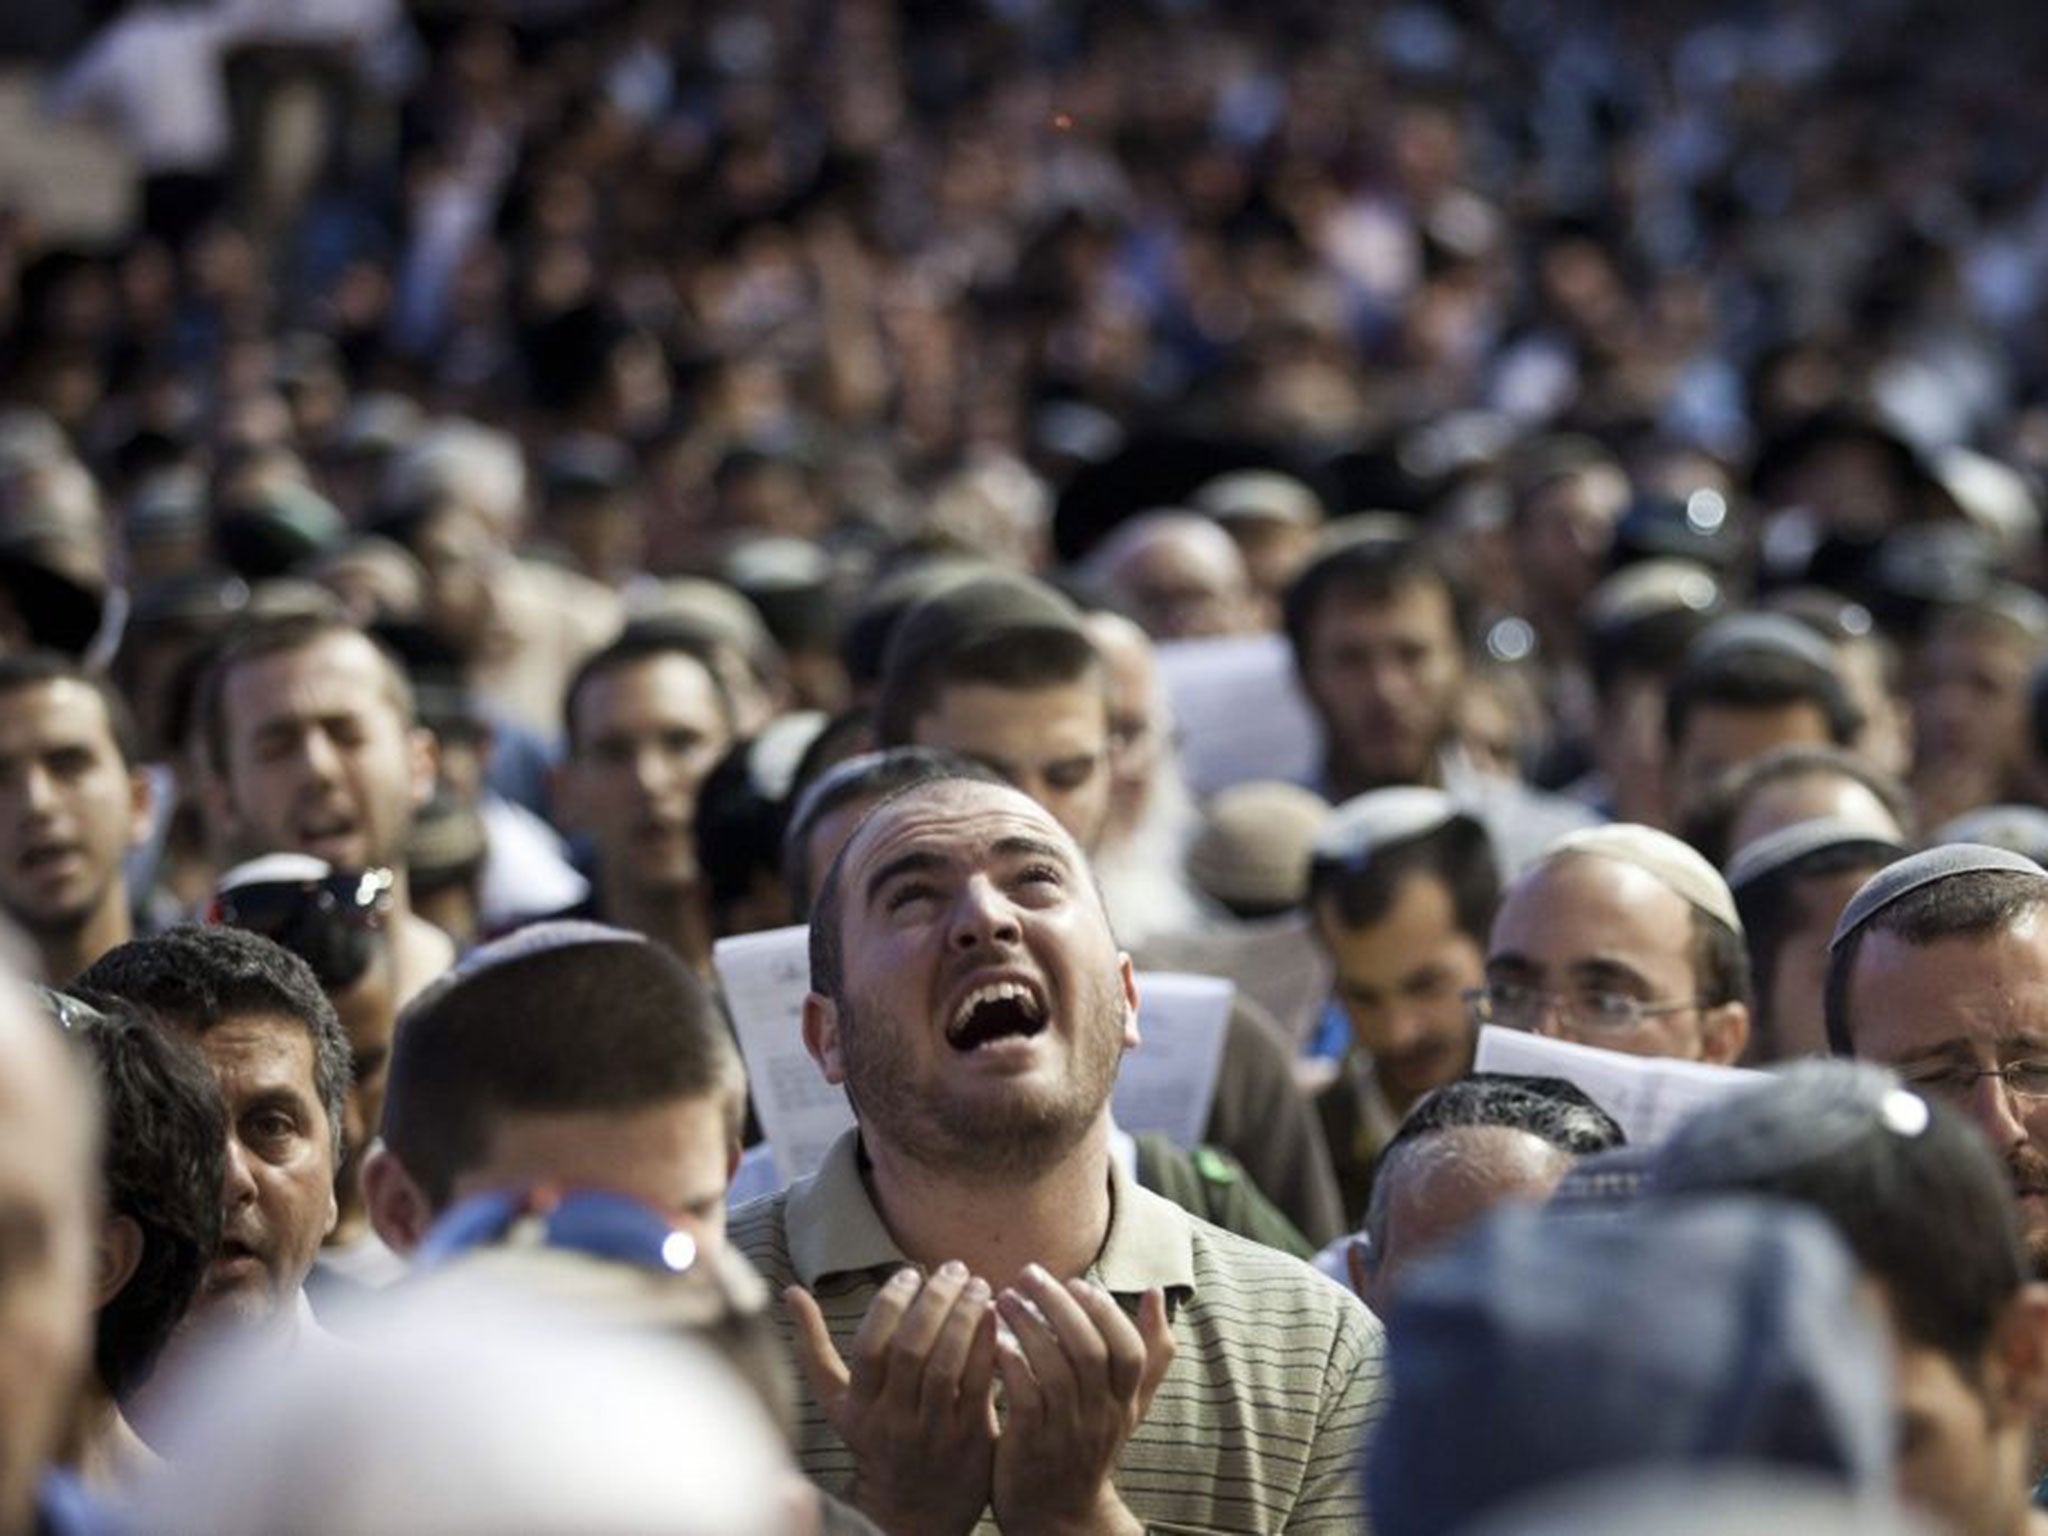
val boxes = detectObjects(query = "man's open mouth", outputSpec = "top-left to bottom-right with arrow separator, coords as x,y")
946,981 -> 1048,1051
18,842 -> 78,874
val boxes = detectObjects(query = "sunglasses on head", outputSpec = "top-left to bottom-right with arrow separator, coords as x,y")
207,867 -> 396,991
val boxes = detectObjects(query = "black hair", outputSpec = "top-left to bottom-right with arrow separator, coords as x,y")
1825,870 -> 2048,1056
75,926 -> 350,1159
1281,535 -> 1470,669
1585,602 -> 1720,703
782,747 -> 1008,918
561,626 -> 735,753
0,649 -> 141,767
66,998 -> 226,1399
1363,1073 -> 1624,1264
1692,906 -> 1754,1012
382,933 -> 742,1208
1735,844 -> 1897,1060
1654,1061 -> 2029,1371
1663,646 -> 1862,755
1682,744 -> 1914,871
1307,816 -> 1499,946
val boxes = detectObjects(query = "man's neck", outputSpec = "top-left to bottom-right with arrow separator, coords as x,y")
598,870 -> 714,974
862,1121 -> 1118,1294
36,890 -> 132,987
1326,748 -> 1444,803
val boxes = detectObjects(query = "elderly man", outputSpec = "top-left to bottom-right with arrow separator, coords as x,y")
1082,511 -> 1261,641
1826,845 -> 2048,1277
1479,824 -> 1752,1064
732,774 -> 1382,1534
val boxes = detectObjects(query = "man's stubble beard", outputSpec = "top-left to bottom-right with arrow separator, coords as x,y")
837,987 -> 1128,1184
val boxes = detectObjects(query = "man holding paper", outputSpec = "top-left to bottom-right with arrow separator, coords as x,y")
730,774 -> 1382,1534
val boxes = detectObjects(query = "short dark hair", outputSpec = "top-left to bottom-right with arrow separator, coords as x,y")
66,997 -> 226,1399
1692,906 -> 1753,1011
1824,870 -> 2048,1056
196,615 -> 416,774
1654,1061 -> 2029,1370
1664,648 -> 1861,754
1363,1073 -> 1623,1262
561,627 -> 734,754
1308,817 -> 1498,944
382,928 -> 743,1208
1683,745 -> 1914,870
75,926 -> 350,1158
1282,536 -> 1468,670
782,747 -> 1007,917
1585,603 -> 1718,704
0,649 -> 140,767
873,626 -> 1101,746
1735,845 -> 1895,1058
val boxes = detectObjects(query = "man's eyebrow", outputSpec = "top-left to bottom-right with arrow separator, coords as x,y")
1485,953 -> 1539,978
992,835 -> 1074,867
863,850 -> 948,905
1568,958 -> 1657,994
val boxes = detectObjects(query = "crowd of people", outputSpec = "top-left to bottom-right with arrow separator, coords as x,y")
7,0 -> 2048,1531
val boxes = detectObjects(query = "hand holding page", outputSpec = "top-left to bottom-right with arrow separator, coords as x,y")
1472,1025 -> 1765,1144
713,925 -> 855,1186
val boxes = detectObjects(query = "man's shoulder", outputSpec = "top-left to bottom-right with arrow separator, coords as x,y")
728,1187 -> 799,1287
1184,1206 -> 1369,1326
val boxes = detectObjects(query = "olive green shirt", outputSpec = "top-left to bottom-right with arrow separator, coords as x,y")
731,1131 -> 1385,1534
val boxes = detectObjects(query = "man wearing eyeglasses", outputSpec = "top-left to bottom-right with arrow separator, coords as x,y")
1477,823 -> 1752,1066
1825,845 -> 2048,1278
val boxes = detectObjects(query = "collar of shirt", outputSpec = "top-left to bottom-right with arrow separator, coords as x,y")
787,1129 -> 1196,1301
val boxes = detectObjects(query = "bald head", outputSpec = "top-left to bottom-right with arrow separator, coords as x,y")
1088,512 -> 1257,640
1363,1125 -> 1571,1316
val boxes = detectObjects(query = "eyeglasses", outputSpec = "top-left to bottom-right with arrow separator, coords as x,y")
1463,983 -> 1704,1036
207,867 -> 395,991
1898,1059 -> 2048,1105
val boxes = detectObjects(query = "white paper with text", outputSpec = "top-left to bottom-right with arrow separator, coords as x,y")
1472,1025 -> 1765,1144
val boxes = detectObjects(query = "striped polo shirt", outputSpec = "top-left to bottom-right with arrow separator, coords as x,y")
731,1131 -> 1386,1534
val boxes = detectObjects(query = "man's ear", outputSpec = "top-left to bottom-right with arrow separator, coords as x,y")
199,763 -> 243,853
1118,953 -> 1141,1052
95,1214 -> 146,1309
802,993 -> 845,1084
362,1142 -> 434,1256
1989,1282 -> 2048,1422
1698,1001 -> 1750,1066
125,767 -> 155,851
549,759 -> 587,837
408,726 -> 440,811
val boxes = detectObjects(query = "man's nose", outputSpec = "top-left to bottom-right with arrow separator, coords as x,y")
19,763 -> 58,815
948,875 -> 1022,950
1967,1071 -> 2034,1152
222,1135 -> 260,1208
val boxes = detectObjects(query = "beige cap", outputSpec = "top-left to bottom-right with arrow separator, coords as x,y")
1540,823 -> 1742,934
1187,781 -> 1331,911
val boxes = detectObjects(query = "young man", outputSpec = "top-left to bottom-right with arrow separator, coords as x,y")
876,570 -> 1345,1244
1283,534 -> 1595,872
554,629 -> 737,972
198,615 -> 452,1003
364,921 -> 744,1259
0,652 -> 152,984
735,774 -> 1381,1533
1305,788 -> 1499,1222
1481,823 -> 1752,1065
